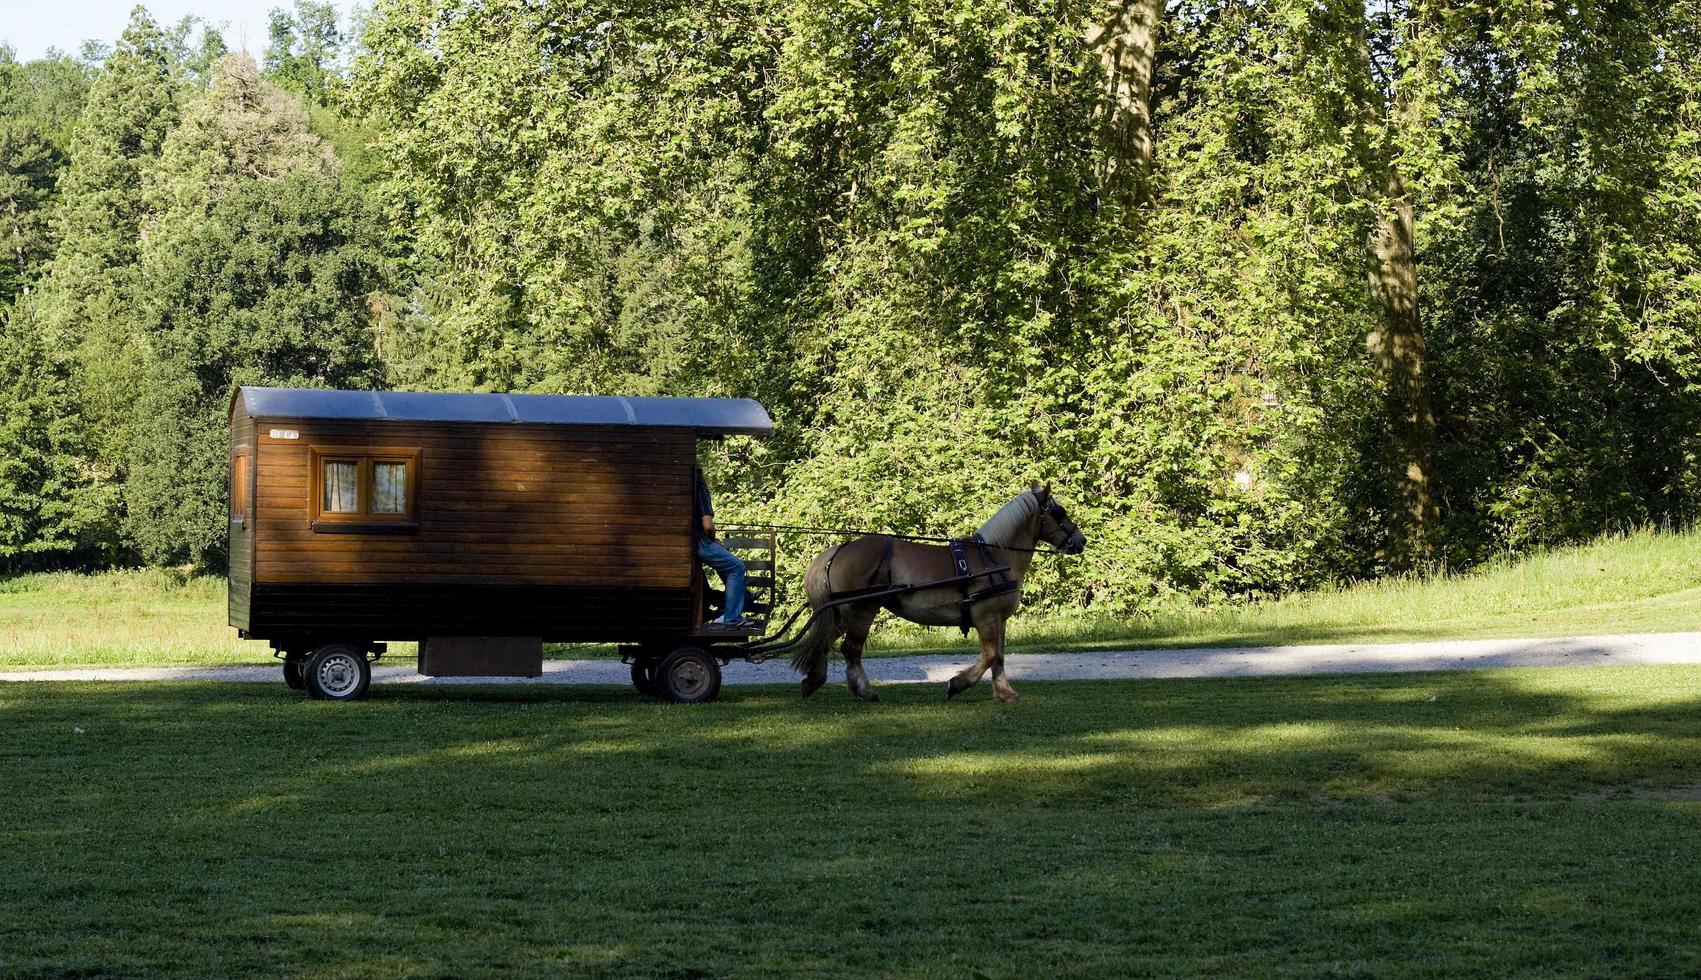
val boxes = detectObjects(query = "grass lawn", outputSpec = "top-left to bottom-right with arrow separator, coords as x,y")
5,666 -> 1701,976
3,526 -> 1699,669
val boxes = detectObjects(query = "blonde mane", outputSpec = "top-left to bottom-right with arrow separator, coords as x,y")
976,491 -> 1039,548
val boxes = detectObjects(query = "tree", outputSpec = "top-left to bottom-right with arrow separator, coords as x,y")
125,54 -> 384,567
0,121 -> 61,306
1346,0 -> 1444,566
266,1 -> 345,103
0,305 -> 115,567
1088,0 -> 1166,205
2,10 -> 184,561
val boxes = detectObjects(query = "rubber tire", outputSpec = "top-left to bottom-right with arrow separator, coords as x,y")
631,660 -> 660,696
656,647 -> 722,704
303,643 -> 372,702
282,655 -> 306,691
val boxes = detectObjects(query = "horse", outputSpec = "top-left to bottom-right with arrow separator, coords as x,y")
788,486 -> 1086,703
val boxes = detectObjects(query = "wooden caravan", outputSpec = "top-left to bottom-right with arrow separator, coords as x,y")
229,386 -> 774,702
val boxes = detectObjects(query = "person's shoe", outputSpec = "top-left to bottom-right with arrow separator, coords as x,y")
703,617 -> 752,630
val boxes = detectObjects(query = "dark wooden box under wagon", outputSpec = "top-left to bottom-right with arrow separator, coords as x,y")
229,386 -> 774,702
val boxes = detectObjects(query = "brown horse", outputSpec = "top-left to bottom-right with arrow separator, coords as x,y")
789,487 -> 1086,703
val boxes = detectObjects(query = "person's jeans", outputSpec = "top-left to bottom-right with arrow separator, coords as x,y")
696,538 -> 748,622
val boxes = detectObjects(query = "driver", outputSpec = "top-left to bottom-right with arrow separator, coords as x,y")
695,465 -> 750,628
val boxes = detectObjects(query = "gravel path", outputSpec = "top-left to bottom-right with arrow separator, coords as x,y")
4,631 -> 1701,686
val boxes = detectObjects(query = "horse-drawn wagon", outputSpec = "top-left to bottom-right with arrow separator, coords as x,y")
231,386 -> 1087,705
228,386 -> 778,702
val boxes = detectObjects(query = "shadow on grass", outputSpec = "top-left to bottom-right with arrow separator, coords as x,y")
11,668 -> 1701,807
7,668 -> 1701,976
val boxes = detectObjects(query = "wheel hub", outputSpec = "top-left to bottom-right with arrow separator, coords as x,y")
317,654 -> 360,696
670,659 -> 708,697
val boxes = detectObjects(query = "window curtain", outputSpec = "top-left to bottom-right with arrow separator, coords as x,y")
323,461 -> 359,513
373,462 -> 407,514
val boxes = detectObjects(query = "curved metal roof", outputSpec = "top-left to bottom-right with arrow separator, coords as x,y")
232,386 -> 773,437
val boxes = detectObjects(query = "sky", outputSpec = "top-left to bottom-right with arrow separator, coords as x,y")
2,0 -> 359,62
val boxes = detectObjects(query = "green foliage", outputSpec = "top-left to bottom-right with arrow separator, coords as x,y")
26,8 -> 185,521
0,306 -> 117,568
1421,0 -> 1701,558
265,0 -> 345,103
0,0 -> 1697,606
0,50 -> 91,310
0,119 -> 62,304
124,55 -> 386,567
125,172 -> 386,567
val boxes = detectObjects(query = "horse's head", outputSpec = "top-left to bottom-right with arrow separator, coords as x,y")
1031,485 -> 1086,555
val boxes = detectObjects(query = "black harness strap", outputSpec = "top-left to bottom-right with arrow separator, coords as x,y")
947,535 -> 1020,636
969,535 -> 1019,633
948,539 -> 973,634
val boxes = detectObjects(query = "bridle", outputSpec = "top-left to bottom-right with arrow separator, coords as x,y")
1037,494 -> 1084,552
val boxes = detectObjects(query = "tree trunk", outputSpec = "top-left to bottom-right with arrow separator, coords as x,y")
1367,166 -> 1437,565
1348,7 -> 1437,568
1087,0 -> 1164,204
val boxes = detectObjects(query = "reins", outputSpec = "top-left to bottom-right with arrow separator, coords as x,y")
725,521 -> 1059,555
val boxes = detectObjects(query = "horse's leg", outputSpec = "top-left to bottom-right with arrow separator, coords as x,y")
946,620 -> 1001,701
801,645 -> 831,699
800,606 -> 840,700
986,618 -> 1019,703
841,605 -> 881,703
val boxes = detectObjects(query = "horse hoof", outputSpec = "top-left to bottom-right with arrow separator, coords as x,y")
945,682 -> 962,701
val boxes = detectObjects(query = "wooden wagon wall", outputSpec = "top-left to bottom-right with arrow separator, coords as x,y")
245,419 -> 696,641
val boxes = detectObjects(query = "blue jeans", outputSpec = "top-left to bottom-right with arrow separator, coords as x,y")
696,538 -> 748,622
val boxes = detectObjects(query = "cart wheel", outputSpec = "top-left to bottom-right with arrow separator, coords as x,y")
631,659 -> 660,696
304,643 -> 371,702
656,647 -> 721,704
282,655 -> 306,691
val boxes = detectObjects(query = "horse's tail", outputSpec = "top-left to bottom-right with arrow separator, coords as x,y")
788,602 -> 840,676
790,544 -> 846,677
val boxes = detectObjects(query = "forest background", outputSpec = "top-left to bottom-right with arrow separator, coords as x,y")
1,0 -> 1696,614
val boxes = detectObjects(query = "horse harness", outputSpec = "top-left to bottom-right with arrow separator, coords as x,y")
821,534 -> 1016,635
947,535 -> 1018,636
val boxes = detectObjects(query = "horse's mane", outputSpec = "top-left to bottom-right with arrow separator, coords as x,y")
976,491 -> 1038,548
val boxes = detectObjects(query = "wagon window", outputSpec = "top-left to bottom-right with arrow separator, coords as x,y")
309,446 -> 421,532
322,460 -> 360,513
371,462 -> 408,514
231,454 -> 248,522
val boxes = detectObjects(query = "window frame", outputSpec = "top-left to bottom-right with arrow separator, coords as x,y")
308,445 -> 422,534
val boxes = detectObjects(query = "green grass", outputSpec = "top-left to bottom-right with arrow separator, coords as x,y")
3,526 -> 1699,669
0,569 -> 256,668
0,569 -> 418,669
5,667 -> 1701,976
